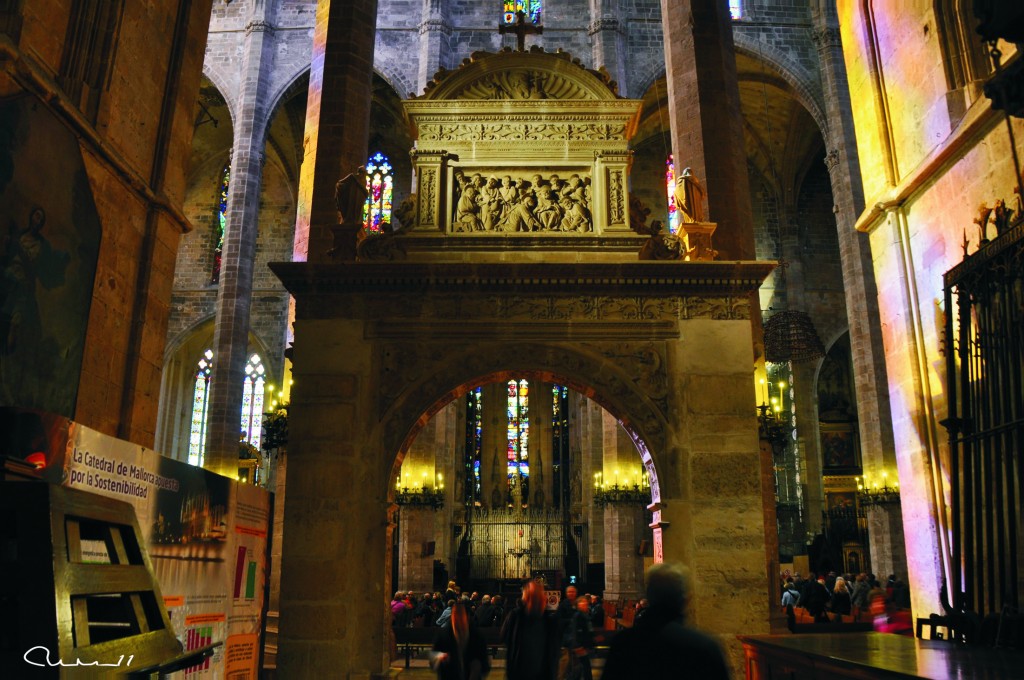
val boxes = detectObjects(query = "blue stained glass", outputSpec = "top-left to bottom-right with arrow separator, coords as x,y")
503,0 -> 541,24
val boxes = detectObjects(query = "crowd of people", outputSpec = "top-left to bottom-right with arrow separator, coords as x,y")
778,570 -> 912,634
405,564 -> 731,680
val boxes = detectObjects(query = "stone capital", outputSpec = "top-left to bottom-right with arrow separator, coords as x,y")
245,19 -> 275,36
588,18 -> 622,36
418,16 -> 452,35
810,26 -> 841,50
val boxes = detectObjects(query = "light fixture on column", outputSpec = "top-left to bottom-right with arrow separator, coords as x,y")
395,471 -> 445,510
593,470 -> 650,506
856,470 -> 900,507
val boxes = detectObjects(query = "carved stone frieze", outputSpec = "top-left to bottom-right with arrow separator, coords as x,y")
303,293 -> 752,323
452,171 -> 592,233
585,342 -> 670,416
417,122 -> 626,143
588,18 -> 621,35
608,170 -> 625,223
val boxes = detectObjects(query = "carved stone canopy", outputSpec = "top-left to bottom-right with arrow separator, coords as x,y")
419,48 -> 620,101
397,49 -> 644,256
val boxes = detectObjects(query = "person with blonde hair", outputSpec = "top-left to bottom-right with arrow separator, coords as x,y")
430,600 -> 490,680
502,579 -> 560,679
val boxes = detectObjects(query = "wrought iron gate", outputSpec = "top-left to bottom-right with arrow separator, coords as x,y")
942,218 -> 1024,619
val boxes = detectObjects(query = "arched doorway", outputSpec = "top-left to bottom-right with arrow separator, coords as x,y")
390,375 -> 660,604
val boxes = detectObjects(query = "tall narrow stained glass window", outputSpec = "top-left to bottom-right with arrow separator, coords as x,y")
666,155 -> 680,234
503,0 -> 541,24
362,152 -> 393,233
507,379 -> 529,479
728,0 -> 742,19
465,387 -> 483,503
240,353 -> 266,450
213,162 -> 229,283
188,350 -> 214,467
551,384 -> 569,508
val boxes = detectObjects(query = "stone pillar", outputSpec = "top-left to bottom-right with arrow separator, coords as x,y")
398,506 -> 436,592
417,0 -> 452,93
659,0 -> 755,260
864,504 -> 907,580
588,0 -> 627,94
205,6 -> 278,477
810,8 -> 904,582
532,379 -> 553,507
482,381 -> 506,508
293,0 -> 378,262
278,319 -> 389,676
603,504 -> 645,600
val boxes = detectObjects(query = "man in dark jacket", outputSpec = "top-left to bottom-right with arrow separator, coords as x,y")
602,563 -> 731,680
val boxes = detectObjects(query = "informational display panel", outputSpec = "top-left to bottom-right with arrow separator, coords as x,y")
1,408 -> 271,679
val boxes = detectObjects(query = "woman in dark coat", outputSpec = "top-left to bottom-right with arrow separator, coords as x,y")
831,577 -> 852,620
502,580 -> 561,680
431,601 -> 490,680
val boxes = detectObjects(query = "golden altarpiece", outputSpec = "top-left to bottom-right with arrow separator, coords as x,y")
272,49 -> 776,675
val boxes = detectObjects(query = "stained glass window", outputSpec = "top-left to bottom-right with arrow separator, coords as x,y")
188,349 -> 214,467
503,0 -> 541,24
465,387 -> 483,503
729,0 -> 742,19
507,379 -> 530,479
362,152 -> 393,233
240,353 -> 265,450
213,162 -> 229,283
187,349 -> 266,468
666,155 -> 680,235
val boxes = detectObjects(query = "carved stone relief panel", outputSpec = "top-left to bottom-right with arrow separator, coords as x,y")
451,170 -> 592,234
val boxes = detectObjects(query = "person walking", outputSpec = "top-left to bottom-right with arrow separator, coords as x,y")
502,580 -> 561,680
602,563 -> 731,680
430,600 -> 490,680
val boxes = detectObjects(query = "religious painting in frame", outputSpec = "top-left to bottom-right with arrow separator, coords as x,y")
820,422 -> 860,473
825,490 -> 857,512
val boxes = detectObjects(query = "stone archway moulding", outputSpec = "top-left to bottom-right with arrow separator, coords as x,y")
376,341 -> 671,506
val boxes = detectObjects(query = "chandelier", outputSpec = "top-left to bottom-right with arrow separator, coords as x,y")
763,310 -> 825,363
857,470 -> 901,507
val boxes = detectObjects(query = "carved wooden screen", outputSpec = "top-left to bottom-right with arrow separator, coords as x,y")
942,217 -> 1024,620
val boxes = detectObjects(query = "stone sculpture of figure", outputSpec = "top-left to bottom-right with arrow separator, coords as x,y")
478,177 -> 502,231
455,185 -> 483,232
503,194 -> 541,232
560,194 -> 590,232
334,165 -> 368,226
674,167 -> 705,223
991,198 -> 1014,237
534,189 -> 562,230
974,203 -> 993,242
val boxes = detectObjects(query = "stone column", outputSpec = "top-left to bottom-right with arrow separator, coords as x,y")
810,8 -> 904,582
417,0 -> 452,93
482,381 -> 507,508
588,0 -> 627,94
603,504 -> 645,600
398,506 -> 436,592
659,0 -> 755,260
532,379 -> 553,507
292,0 -> 377,262
205,6 -> 278,477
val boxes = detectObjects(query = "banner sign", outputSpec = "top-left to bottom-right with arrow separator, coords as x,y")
2,408 -> 271,679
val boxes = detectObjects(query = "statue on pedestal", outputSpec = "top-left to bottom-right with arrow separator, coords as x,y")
674,167 -> 706,223
329,165 -> 368,260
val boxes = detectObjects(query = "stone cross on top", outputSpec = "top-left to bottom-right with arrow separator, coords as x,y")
499,10 -> 543,51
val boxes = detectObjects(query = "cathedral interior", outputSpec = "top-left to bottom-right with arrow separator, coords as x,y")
1,0 -> 1023,677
